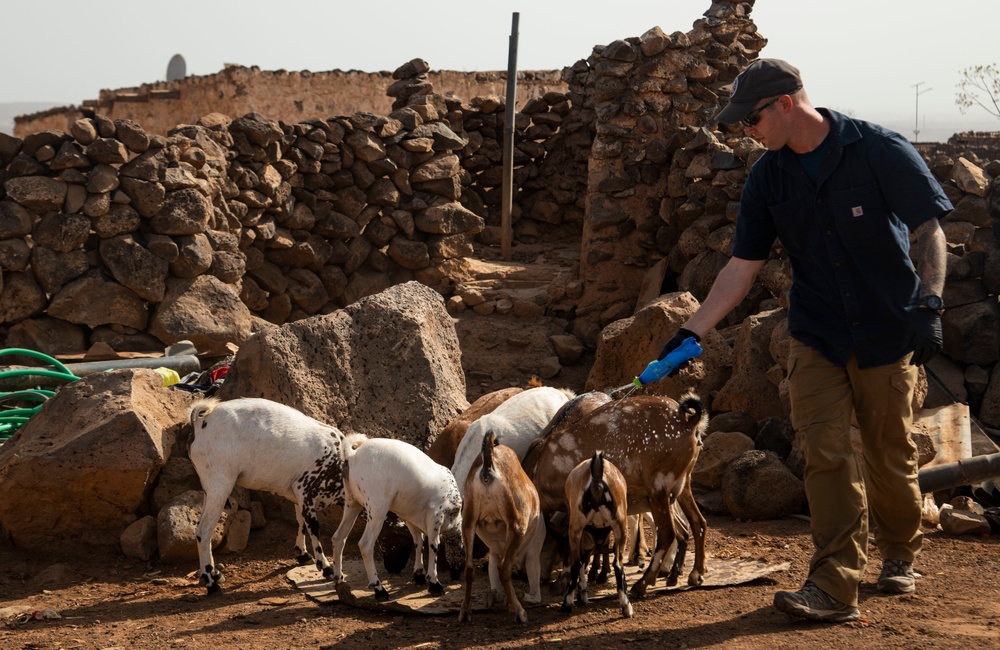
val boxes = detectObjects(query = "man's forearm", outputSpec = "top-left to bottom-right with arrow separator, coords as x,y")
913,218 -> 947,299
684,257 -> 766,337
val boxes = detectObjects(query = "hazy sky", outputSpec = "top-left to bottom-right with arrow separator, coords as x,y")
3,0 -> 999,142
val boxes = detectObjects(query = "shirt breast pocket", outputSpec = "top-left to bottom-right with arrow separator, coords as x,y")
828,182 -> 887,240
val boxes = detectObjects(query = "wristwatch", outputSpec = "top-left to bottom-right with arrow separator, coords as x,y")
918,294 -> 944,313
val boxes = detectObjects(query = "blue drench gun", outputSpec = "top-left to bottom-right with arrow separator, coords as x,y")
633,337 -> 703,387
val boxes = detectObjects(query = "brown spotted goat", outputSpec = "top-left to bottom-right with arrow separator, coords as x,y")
523,392 -> 708,598
458,432 -> 546,624
562,451 -> 634,618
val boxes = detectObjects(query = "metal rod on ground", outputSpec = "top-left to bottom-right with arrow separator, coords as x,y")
501,11 -> 519,261
918,452 -> 1000,493
0,355 -> 203,391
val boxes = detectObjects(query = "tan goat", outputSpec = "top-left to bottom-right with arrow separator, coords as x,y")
458,432 -> 545,623
523,391 -> 708,597
562,451 -> 634,618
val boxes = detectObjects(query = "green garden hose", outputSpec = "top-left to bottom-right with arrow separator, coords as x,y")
0,349 -> 79,441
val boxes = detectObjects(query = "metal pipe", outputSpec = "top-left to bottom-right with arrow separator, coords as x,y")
917,452 -> 1000,493
0,355 -> 202,391
500,11 -> 519,261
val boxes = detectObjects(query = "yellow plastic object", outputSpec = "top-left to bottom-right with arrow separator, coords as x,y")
154,367 -> 181,387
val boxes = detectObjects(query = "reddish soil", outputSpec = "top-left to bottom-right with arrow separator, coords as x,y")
1,514 -> 998,650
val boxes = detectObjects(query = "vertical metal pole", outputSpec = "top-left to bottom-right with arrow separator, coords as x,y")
501,12 -> 519,260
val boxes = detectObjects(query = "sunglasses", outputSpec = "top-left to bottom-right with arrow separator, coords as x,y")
742,96 -> 782,127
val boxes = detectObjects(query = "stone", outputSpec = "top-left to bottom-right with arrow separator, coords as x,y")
48,272 -> 149,330
415,201 -> 484,235
120,516 -> 158,561
4,176 -> 67,212
169,233 -> 214,278
92,202 -> 141,238
586,292 -> 730,411
0,272 -> 47,323
0,370 -> 196,549
939,504 -> 992,536
549,334 -> 584,365
706,411 -> 758,438
694,430 -> 755,489
119,177 -> 166,217
29,246 -> 89,294
713,309 -> 787,420
722,450 -> 807,521
87,138 -> 130,165
4,316 -> 87,355
219,510 -> 253,553
951,158 -> 989,197
0,199 -> 36,238
150,188 -> 213,235
941,300 -> 1000,366
32,212 -> 90,253
218,281 -> 468,452
99,235 -> 170,302
115,119 -> 150,153
149,276 -> 255,354
157,489 -> 232,564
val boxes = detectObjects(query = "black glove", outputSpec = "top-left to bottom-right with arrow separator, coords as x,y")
658,327 -> 701,361
909,309 -> 942,366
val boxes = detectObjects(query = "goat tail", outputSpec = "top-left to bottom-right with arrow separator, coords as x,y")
479,431 -> 497,485
189,397 -> 221,428
187,397 -> 221,456
343,432 -> 369,461
589,450 -> 606,502
679,392 -> 708,437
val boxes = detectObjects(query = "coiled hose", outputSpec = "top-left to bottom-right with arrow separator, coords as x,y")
0,349 -> 79,441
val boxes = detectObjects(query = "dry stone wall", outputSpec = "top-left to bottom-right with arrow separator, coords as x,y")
14,66 -> 567,139
0,56 -> 590,356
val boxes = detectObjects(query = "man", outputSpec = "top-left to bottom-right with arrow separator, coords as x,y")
658,59 -> 951,622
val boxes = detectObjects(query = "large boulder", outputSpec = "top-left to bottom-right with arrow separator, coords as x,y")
218,281 -> 468,450
585,291 -> 731,409
0,369 -> 196,549
712,308 -> 787,420
722,449 -> 807,520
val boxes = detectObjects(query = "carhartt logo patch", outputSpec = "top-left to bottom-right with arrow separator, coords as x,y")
852,206 -> 864,217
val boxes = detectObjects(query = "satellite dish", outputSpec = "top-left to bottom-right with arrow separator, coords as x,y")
166,54 -> 187,82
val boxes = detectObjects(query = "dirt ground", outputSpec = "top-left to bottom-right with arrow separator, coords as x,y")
1,513 -> 998,650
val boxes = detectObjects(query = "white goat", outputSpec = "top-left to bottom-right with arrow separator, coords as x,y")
451,386 -> 573,496
187,397 -> 346,594
458,432 -> 546,623
331,433 -> 463,601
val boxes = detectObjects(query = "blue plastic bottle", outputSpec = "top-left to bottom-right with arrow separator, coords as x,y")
633,337 -> 703,387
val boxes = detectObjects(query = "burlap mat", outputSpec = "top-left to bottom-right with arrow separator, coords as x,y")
287,554 -> 790,615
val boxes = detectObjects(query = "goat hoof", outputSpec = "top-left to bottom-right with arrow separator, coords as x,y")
629,583 -> 647,599
597,573 -> 609,585
412,570 -> 426,586
515,609 -> 528,624
622,603 -> 635,618
322,567 -> 336,580
374,586 -> 390,602
295,553 -> 313,566
560,603 -> 573,614
458,609 -> 471,623
687,572 -> 704,587
428,581 -> 444,595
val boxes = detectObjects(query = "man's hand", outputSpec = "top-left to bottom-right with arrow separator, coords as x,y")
658,327 -> 701,361
909,309 -> 942,366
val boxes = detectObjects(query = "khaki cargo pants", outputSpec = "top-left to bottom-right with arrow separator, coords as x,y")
787,339 -> 923,607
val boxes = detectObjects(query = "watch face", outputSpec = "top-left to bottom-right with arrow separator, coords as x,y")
924,295 -> 943,310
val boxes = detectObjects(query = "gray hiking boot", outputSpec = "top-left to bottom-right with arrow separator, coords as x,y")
773,581 -> 860,623
878,559 -> 916,594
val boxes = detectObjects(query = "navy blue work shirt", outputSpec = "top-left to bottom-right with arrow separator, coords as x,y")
733,108 -> 953,368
